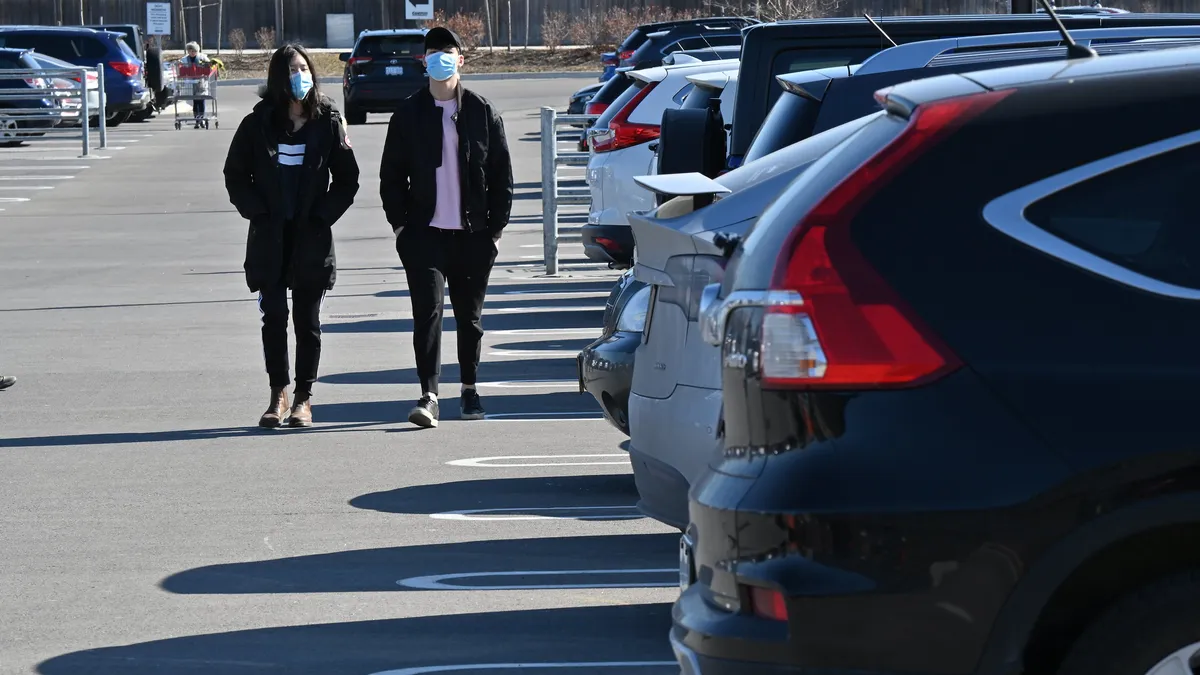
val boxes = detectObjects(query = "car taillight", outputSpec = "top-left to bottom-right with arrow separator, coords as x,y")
592,82 -> 658,154
761,89 -> 1012,390
349,56 -> 373,67
109,61 -> 139,77
24,77 -> 46,88
585,101 -> 608,116
746,585 -> 788,621
619,49 -> 635,62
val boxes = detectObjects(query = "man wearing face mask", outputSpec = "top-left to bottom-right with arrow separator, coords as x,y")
380,27 -> 513,429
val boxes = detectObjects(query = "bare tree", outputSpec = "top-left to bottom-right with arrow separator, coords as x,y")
542,11 -> 569,52
254,26 -> 276,51
229,28 -> 246,57
703,0 -> 841,20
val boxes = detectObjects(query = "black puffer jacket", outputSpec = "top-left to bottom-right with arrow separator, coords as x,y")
223,94 -> 359,292
379,85 -> 512,238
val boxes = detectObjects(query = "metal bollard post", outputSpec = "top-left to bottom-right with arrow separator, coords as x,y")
541,106 -> 559,276
79,68 -> 90,157
97,66 -> 107,149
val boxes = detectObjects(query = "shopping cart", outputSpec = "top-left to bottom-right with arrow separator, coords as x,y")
171,61 -> 219,130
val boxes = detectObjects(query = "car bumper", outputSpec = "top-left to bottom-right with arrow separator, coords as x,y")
577,330 -> 639,434
672,625 -> 804,675
346,82 -> 424,111
582,223 -> 635,267
108,88 -> 149,112
628,385 -> 722,529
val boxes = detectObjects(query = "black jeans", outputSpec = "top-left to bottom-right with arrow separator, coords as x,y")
397,226 -> 498,396
259,282 -> 325,396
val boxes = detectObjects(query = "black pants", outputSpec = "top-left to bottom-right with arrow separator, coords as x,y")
398,226 -> 498,396
259,282 -> 325,396
193,98 -> 206,119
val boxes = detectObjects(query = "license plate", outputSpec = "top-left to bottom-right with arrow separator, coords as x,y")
385,66 -> 404,76
679,534 -> 695,591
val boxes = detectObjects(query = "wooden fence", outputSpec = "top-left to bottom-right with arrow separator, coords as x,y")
0,0 -> 1176,49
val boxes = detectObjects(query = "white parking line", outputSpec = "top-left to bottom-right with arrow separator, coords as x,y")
488,349 -> 580,357
0,197 -> 31,202
429,505 -> 641,521
0,166 -> 89,170
0,186 -> 54,190
447,453 -> 627,467
474,380 -> 580,389
0,176 -> 73,180
492,306 -> 603,314
396,568 -> 677,590
371,661 -> 678,675
491,328 -> 599,336
500,290 -> 608,297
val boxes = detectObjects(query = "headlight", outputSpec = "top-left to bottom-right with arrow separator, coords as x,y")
615,285 -> 652,333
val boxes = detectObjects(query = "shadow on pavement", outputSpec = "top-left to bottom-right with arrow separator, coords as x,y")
160,533 -> 679,595
491,337 -> 594,351
373,278 -> 617,300
318,359 -> 580,385
315,392 -> 597,422
351,474 -> 640,517
0,422 -> 385,449
37,604 -> 675,675
322,309 -> 604,334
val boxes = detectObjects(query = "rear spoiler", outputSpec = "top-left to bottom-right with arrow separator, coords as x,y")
634,173 -> 731,198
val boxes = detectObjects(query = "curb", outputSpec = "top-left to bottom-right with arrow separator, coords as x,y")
219,71 -> 596,86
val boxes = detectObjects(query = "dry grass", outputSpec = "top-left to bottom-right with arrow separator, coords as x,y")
195,49 -> 596,81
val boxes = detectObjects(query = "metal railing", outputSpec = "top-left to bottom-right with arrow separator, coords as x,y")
0,66 -> 107,157
540,106 -> 597,276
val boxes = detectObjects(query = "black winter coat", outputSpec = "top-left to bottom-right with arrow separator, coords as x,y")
379,85 -> 512,238
223,94 -> 359,292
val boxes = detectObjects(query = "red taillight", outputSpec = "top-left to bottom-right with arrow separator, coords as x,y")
109,61 -> 139,77
619,49 -> 635,61
592,82 -> 659,153
349,56 -> 373,67
585,101 -> 608,116
747,586 -> 788,621
762,89 -> 1012,390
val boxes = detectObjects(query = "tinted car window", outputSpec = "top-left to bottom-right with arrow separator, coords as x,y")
770,47 -> 877,78
0,34 -> 108,60
672,83 -> 694,105
116,38 -> 137,60
680,85 -> 720,111
1024,143 -> 1200,290
591,73 -> 633,107
743,91 -> 820,164
594,79 -> 644,130
357,35 -> 424,57
0,55 -> 24,69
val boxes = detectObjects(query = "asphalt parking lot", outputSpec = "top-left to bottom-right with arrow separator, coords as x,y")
0,76 -> 683,674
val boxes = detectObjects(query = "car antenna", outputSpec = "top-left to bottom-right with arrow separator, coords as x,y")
1038,0 -> 1099,59
863,13 -> 898,47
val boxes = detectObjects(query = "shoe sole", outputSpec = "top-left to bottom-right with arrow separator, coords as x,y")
460,411 -> 485,420
288,418 -> 312,428
409,408 -> 438,428
259,416 -> 282,428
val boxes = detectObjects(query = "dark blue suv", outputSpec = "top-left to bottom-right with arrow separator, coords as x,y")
0,26 -> 148,127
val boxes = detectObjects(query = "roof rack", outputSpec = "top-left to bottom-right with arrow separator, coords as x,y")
855,24 -> 1200,74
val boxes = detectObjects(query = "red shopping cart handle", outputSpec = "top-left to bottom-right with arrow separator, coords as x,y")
178,65 -> 213,77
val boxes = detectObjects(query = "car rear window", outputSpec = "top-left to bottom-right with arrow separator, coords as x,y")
680,84 -> 721,111
1024,142 -> 1200,290
770,47 -> 878,78
0,55 -> 24,69
743,90 -> 821,164
594,79 -> 645,130
0,34 -> 108,60
115,38 -> 137,60
357,35 -> 424,58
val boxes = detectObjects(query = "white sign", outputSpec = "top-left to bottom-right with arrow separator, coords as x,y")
325,13 -> 355,48
406,0 -> 434,20
146,1 -> 171,36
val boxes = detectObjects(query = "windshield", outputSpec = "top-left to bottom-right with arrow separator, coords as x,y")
743,90 -> 820,164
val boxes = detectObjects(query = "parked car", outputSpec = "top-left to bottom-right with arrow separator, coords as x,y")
25,50 -> 101,128
577,268 -> 648,435
0,25 -> 148,127
646,66 -> 740,184
0,47 -> 65,145
662,44 -> 742,66
727,11 -> 1200,169
600,51 -> 618,82
676,39 -> 1200,675
339,28 -> 428,125
584,58 -> 740,268
623,21 -> 1200,533
568,81 -> 602,116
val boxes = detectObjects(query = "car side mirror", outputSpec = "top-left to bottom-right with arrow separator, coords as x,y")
338,52 -> 351,62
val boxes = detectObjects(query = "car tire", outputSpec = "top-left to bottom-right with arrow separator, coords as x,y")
1057,570 -> 1200,675
345,105 -> 366,125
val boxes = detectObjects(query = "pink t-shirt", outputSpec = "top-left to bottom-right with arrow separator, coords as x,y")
430,98 -> 463,230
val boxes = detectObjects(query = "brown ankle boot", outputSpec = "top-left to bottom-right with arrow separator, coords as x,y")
287,393 -> 313,428
259,387 -> 289,428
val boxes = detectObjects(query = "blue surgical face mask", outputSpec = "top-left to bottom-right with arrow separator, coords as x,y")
425,51 -> 458,82
290,70 -> 313,100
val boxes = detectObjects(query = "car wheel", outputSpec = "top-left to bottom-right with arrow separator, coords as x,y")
1057,571 -> 1200,675
0,116 -> 22,147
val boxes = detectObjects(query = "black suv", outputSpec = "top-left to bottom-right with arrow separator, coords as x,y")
339,29 -> 427,125
677,42 -> 1200,675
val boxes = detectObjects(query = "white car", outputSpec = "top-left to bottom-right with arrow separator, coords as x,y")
646,65 -> 739,178
582,58 -> 739,268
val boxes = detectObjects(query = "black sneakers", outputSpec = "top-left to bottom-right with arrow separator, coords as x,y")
408,394 -> 440,428
461,388 -> 486,420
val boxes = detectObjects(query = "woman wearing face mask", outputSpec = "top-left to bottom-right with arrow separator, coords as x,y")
223,43 -> 360,428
